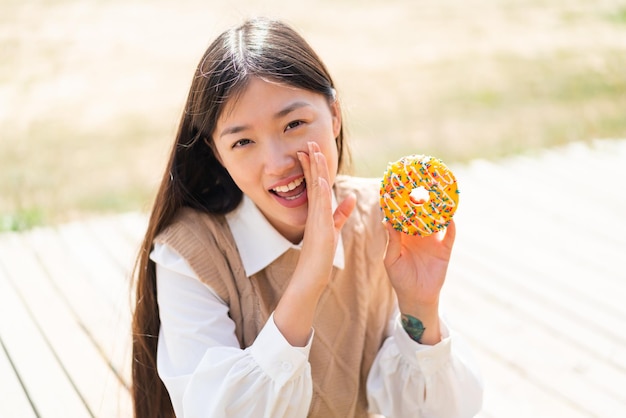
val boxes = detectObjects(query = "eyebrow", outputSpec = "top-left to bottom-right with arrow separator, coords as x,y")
218,101 -> 311,139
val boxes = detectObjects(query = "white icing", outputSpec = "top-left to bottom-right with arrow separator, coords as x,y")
409,186 -> 430,204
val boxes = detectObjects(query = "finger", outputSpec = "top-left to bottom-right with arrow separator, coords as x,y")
309,141 -> 330,182
383,221 -> 402,267
303,143 -> 334,228
333,193 -> 356,231
298,151 -> 311,184
441,218 -> 456,248
307,142 -> 319,190
316,175 -> 332,204
308,142 -> 334,218
309,140 -> 321,154
315,150 -> 331,187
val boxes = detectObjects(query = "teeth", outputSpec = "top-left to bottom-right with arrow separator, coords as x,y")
273,177 -> 304,193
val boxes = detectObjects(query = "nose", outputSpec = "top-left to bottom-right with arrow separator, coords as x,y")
263,139 -> 299,176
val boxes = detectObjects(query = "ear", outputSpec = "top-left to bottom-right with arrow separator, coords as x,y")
329,98 -> 342,139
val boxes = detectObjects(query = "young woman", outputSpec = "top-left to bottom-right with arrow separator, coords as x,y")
132,17 -> 482,418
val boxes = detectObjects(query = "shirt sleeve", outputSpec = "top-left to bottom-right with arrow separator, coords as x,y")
366,314 -> 483,418
152,243 -> 314,418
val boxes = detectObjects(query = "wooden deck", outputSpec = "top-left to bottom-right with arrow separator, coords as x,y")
1,139 -> 625,417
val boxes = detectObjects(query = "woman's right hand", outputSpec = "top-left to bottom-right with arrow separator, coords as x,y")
273,142 -> 355,346
297,142 -> 356,289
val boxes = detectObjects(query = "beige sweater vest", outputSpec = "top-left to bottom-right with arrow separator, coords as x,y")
155,176 -> 397,417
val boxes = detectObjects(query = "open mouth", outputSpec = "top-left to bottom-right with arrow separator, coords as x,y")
270,177 -> 307,201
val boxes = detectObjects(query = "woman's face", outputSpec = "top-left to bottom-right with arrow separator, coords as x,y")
213,77 -> 341,243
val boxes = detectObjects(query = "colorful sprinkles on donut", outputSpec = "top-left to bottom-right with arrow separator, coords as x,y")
379,155 -> 459,236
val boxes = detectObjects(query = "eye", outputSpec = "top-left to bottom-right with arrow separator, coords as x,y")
285,120 -> 304,132
231,138 -> 253,149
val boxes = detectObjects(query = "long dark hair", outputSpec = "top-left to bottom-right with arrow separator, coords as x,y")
131,17 -> 350,418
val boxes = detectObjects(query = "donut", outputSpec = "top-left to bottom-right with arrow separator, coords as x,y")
380,155 -> 459,236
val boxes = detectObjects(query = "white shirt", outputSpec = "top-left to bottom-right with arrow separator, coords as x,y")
152,195 -> 483,418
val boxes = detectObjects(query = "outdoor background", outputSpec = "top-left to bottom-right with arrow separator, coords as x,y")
2,0 -> 626,230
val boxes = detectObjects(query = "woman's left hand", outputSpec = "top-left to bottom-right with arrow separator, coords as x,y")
383,220 -> 456,343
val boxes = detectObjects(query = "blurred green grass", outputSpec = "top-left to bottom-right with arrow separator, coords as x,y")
2,0 -> 626,231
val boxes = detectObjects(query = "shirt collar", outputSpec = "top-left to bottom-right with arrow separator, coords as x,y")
225,193 -> 345,277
